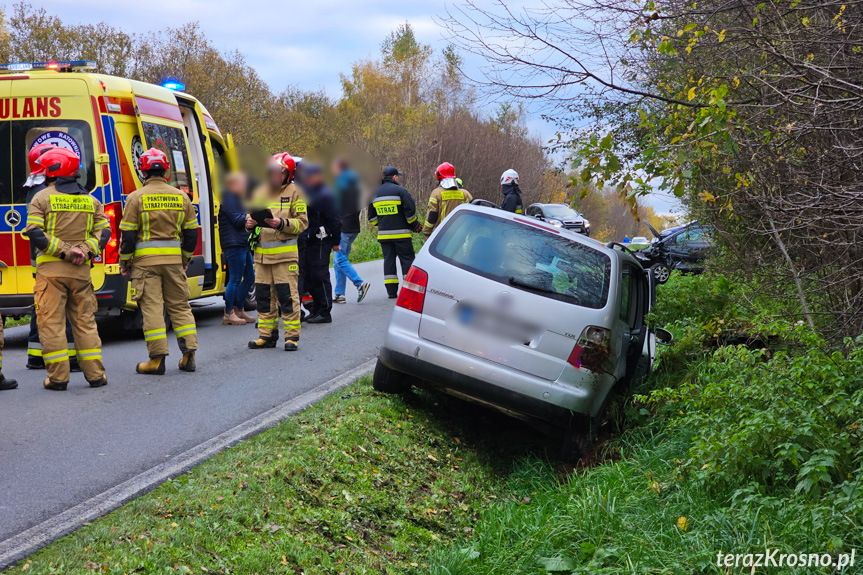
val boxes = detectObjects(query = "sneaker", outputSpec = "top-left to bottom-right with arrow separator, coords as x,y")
357,282 -> 371,303
334,294 -> 347,304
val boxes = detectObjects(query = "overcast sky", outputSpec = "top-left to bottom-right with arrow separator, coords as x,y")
43,0 -> 680,215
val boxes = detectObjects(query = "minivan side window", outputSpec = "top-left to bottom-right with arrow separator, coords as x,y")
141,122 -> 193,196
619,267 -> 633,323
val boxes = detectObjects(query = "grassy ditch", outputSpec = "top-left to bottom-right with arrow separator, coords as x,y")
7,376 -> 554,575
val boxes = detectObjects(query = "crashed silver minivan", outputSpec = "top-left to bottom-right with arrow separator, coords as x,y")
375,204 -> 668,447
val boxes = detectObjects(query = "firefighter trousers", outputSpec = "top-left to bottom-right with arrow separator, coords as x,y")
34,275 -> 105,384
131,264 -> 198,358
381,239 -> 416,297
28,313 -> 75,365
255,262 -> 300,342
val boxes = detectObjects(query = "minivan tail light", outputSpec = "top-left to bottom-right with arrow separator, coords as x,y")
568,326 -> 611,372
396,266 -> 428,313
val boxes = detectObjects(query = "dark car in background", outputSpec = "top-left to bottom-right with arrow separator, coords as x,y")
526,203 -> 591,236
637,221 -> 714,283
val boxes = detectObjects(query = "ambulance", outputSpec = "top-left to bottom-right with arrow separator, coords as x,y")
0,60 -> 236,327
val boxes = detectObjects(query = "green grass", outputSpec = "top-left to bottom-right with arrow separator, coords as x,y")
3,315 -> 30,328
8,376 -> 550,575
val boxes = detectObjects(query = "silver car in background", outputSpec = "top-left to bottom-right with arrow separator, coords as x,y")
374,205 -> 668,455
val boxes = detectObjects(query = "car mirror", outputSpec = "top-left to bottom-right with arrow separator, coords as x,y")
534,214 -> 543,219
654,327 -> 673,346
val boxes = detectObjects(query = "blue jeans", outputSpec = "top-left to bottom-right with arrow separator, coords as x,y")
224,247 -> 254,312
334,232 -> 364,295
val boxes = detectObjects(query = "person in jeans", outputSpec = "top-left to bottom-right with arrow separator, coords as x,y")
219,173 -> 256,325
332,158 -> 370,304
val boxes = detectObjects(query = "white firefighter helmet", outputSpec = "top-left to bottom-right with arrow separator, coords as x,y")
500,169 -> 519,186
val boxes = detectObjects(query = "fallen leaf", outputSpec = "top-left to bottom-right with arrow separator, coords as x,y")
427,454 -> 438,462
676,516 -> 689,531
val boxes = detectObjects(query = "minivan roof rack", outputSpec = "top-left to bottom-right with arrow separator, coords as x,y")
0,60 -> 97,74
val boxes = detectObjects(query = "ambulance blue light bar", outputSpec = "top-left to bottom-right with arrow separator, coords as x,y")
161,80 -> 185,91
0,60 -> 97,73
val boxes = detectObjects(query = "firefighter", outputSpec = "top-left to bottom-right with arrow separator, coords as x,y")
24,143 -> 79,371
500,169 -> 524,214
423,162 -> 472,238
24,147 -> 110,391
0,319 -> 19,390
246,153 -> 308,351
119,149 -> 199,375
368,167 -> 422,298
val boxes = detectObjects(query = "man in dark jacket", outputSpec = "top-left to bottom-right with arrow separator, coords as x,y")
500,169 -> 524,214
299,164 -> 341,324
332,158 -> 370,304
23,143 -> 78,371
368,167 -> 422,298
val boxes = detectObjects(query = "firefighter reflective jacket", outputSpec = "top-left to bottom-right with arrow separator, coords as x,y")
119,177 -> 199,268
368,178 -> 421,241
250,181 -> 308,265
422,185 -> 473,235
24,181 -> 110,281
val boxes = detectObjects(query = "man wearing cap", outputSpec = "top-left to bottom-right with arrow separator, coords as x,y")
368,167 -> 422,298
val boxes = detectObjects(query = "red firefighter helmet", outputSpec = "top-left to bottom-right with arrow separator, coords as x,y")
28,143 -> 56,175
139,148 -> 170,173
435,162 -> 455,181
37,147 -> 80,178
270,152 -> 296,181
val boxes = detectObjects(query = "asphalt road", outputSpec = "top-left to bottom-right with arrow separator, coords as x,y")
0,259 -> 392,542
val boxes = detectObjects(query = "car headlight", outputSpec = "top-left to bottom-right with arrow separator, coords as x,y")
548,219 -> 563,227
584,221 -> 591,228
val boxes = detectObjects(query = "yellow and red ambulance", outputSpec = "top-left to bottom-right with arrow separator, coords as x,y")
0,60 -> 235,327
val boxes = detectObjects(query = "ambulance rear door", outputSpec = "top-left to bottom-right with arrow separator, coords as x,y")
0,78 -> 15,301
6,76 -> 103,299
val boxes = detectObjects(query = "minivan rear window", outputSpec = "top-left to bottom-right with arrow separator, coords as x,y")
430,210 -> 612,309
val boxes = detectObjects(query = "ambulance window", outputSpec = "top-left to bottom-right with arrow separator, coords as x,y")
211,139 -> 227,190
0,123 -> 11,204
10,120 -> 95,204
141,122 -> 193,196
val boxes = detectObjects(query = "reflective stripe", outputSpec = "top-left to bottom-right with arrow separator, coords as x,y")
406,215 -> 417,224
27,216 -> 44,225
68,349 -> 77,357
174,324 -> 197,337
28,342 -> 42,357
78,348 -> 102,361
182,250 -> 194,258
36,254 -> 64,264
377,231 -> 412,239
183,220 -> 198,230
119,221 -> 138,230
135,240 -> 182,257
93,219 -> 110,231
254,239 -> 298,255
373,200 -> 402,207
43,350 -> 69,364
120,252 -> 133,261
86,237 -> 100,254
384,279 -> 400,285
283,320 -> 301,328
374,196 -> 402,203
144,329 -> 167,341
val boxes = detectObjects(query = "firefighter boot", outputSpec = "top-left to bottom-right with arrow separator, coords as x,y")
248,337 -> 277,349
136,355 -> 166,375
179,351 -> 196,372
43,378 -> 68,391
285,341 -> 298,352
26,356 -> 45,370
88,375 -> 108,388
0,374 -> 18,390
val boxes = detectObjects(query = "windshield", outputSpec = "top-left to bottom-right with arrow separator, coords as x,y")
3,119 -> 96,204
430,211 -> 611,309
543,205 -> 580,218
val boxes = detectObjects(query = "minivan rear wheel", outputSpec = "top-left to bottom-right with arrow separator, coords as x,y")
372,359 -> 411,394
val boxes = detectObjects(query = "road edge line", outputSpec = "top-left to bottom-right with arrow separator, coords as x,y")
0,358 -> 377,570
